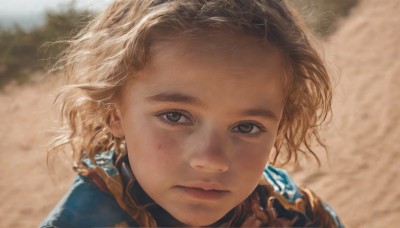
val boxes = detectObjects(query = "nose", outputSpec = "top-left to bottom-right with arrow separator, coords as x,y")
188,128 -> 230,173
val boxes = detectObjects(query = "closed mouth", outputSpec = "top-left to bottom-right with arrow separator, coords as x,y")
176,185 -> 230,200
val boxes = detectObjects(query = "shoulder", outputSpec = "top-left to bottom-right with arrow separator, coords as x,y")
262,165 -> 344,227
40,175 -> 138,228
263,165 -> 302,202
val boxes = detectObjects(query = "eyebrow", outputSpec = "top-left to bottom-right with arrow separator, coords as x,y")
240,108 -> 278,121
146,92 -> 278,121
146,92 -> 203,105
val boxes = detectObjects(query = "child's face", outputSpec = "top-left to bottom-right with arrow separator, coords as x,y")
111,33 -> 286,226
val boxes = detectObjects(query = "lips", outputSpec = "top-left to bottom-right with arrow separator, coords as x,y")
176,182 -> 230,200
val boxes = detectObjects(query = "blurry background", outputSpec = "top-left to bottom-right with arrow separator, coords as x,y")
0,0 -> 111,86
0,0 -> 399,227
0,0 -> 110,29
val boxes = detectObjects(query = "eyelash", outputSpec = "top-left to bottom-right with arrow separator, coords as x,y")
156,110 -> 266,136
232,121 -> 266,137
156,110 -> 193,126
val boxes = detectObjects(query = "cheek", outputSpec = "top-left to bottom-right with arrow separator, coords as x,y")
239,148 -> 269,170
126,124 -> 181,174
232,141 -> 272,183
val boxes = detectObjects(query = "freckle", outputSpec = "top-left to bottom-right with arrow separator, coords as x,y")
157,144 -> 162,150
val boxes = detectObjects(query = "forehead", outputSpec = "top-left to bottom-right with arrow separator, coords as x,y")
146,32 -> 286,85
150,31 -> 284,68
122,32 -> 287,114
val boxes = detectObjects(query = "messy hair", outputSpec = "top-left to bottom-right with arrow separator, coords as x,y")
50,0 -> 331,167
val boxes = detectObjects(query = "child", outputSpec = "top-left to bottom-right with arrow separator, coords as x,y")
42,0 -> 343,227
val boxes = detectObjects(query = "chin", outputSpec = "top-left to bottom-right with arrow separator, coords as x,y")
175,211 -> 225,226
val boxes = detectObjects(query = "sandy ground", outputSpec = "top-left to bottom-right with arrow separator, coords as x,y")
290,0 -> 400,226
1,0 -> 399,227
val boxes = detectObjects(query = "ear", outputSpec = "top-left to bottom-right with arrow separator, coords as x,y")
108,108 -> 125,138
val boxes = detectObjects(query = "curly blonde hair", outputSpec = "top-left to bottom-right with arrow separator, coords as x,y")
50,0 -> 331,168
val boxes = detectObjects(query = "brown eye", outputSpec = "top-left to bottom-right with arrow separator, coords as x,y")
165,112 -> 183,122
237,123 -> 255,134
159,111 -> 192,125
233,122 -> 264,136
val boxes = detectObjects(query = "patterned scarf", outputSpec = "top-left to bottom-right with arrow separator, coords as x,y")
76,149 -> 339,227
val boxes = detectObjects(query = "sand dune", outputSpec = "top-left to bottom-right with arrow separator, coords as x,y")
1,0 -> 399,226
0,76 -> 75,227
291,0 -> 400,226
